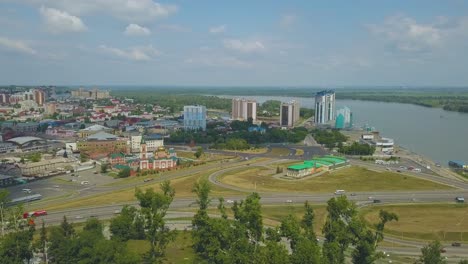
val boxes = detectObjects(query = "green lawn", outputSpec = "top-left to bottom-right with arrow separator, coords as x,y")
219,166 -> 453,193
362,203 -> 468,242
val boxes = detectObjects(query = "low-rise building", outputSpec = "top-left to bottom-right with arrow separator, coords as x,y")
0,142 -> 18,153
18,157 -> 70,177
130,134 -> 164,153
77,132 -> 128,157
78,124 -> 113,138
286,156 -> 348,178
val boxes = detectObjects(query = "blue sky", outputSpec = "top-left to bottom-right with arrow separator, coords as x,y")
1,0 -> 468,86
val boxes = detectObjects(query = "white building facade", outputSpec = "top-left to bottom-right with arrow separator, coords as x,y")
314,90 -> 336,124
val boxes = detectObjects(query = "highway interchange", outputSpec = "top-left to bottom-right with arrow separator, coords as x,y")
6,145 -> 468,261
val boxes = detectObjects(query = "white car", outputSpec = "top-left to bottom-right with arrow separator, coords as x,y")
80,181 -> 89,185
226,200 -> 234,204
286,200 -> 293,203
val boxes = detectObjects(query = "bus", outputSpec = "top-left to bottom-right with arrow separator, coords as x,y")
8,194 -> 43,206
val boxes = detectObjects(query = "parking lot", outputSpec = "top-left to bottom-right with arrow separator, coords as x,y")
6,168 -> 118,201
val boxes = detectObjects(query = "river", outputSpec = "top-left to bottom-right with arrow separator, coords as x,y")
220,95 -> 468,165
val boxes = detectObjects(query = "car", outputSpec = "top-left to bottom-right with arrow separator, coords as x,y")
368,196 -> 373,200
75,215 -> 83,219
93,171 -> 98,174
114,209 -> 121,214
373,199 -> 382,203
53,185 -> 59,188
80,181 -> 90,185
451,242 -> 461,247
440,248 -> 446,253
143,178 -> 154,182
396,170 -> 402,173
350,193 -> 356,196
22,189 -> 32,193
226,199 -> 234,204
286,200 -> 293,203
89,215 -> 98,218
455,197 -> 465,203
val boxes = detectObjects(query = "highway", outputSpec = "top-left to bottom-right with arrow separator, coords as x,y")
10,149 -> 468,259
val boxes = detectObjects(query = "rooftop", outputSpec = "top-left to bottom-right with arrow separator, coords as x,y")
86,131 -> 118,140
81,124 -> 112,131
7,136 -> 45,145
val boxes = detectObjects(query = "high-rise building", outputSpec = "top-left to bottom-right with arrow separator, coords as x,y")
280,100 -> 300,127
33,89 -> 46,106
335,106 -> 352,129
231,98 -> 257,122
183,105 -> 206,131
314,90 -> 335,124
71,88 -> 111,99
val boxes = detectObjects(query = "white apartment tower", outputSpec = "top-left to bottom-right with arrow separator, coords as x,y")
280,100 -> 300,127
183,105 -> 207,131
231,98 -> 257,122
314,90 -> 336,124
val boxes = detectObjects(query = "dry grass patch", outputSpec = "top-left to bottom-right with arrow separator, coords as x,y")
268,148 -> 291,156
362,203 -> 468,242
219,166 -> 453,193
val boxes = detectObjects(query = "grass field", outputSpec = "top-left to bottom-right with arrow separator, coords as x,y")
219,166 -> 453,193
43,168 -> 243,211
294,149 -> 304,156
269,147 -> 291,156
362,203 -> 468,242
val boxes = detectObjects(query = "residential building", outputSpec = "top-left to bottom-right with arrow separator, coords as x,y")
280,100 -> 300,127
231,98 -> 257,122
33,89 -> 46,106
45,103 -> 57,115
335,106 -> 352,129
183,105 -> 206,131
314,90 -> 335,124
71,88 -> 111,99
130,135 -> 164,153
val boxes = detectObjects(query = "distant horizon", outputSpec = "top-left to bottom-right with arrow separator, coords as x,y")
2,84 -> 468,90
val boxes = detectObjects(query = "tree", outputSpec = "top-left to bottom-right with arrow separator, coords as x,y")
0,189 -> 10,237
135,181 -> 177,263
232,192 -> 264,246
101,163 -> 109,173
110,206 -> 140,241
34,220 -> 48,264
80,152 -> 89,163
194,147 -> 204,159
418,241 -> 446,264
117,167 -> 131,178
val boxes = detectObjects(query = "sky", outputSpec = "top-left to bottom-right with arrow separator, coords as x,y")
1,0 -> 468,87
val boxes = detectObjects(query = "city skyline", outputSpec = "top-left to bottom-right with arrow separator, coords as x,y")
1,1 -> 468,86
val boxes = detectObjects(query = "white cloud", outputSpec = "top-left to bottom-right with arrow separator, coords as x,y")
99,44 -> 160,61
209,25 -> 226,34
21,0 -> 177,22
40,6 -> 86,33
0,36 -> 36,55
185,55 -> 251,68
124,23 -> 151,36
280,14 -> 297,28
369,14 -> 443,53
223,39 -> 265,53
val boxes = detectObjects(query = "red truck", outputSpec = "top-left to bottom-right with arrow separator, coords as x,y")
23,210 -> 47,219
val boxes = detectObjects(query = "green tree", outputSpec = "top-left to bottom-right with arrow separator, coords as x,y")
322,196 -> 357,264
418,240 -> 446,264
33,220 -> 49,264
0,189 -> 9,237
117,167 -> 131,178
101,163 -> 109,173
135,181 -> 177,263
194,147 -> 204,159
110,206 -> 141,241
0,229 -> 34,264
80,152 -> 89,162
232,192 -> 264,246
